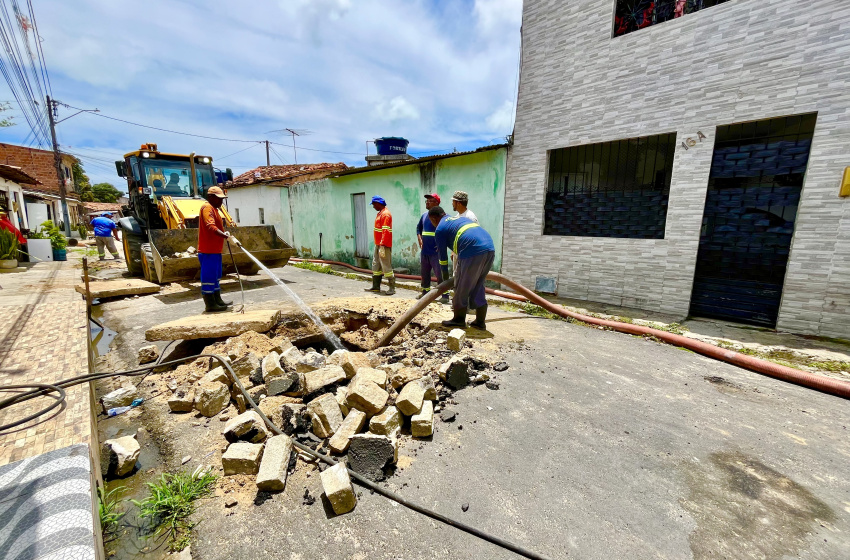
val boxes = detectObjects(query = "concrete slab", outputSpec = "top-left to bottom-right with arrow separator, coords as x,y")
145,309 -> 280,341
75,278 -> 161,298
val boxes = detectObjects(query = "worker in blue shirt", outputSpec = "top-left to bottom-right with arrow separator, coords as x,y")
429,206 -> 495,330
90,212 -> 120,260
416,193 -> 449,303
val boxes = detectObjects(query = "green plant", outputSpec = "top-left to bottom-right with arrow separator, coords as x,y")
132,467 -> 217,552
75,222 -> 88,239
292,261 -> 334,274
40,220 -> 68,250
98,485 -> 126,538
0,229 -> 19,260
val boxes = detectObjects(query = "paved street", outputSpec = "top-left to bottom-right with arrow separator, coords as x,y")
97,266 -> 850,560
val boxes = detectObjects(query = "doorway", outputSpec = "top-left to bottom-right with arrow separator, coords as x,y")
689,114 -> 817,327
352,193 -> 369,259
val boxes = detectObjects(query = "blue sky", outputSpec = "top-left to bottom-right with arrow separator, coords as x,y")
0,0 -> 522,189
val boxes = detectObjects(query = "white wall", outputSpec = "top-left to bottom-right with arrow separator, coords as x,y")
226,184 -> 288,240
0,178 -> 26,229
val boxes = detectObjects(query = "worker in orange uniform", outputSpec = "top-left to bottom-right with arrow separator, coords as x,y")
364,196 -> 395,295
198,186 -> 238,313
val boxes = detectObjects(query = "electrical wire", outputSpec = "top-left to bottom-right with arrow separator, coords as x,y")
267,143 -> 289,165
214,143 -> 263,162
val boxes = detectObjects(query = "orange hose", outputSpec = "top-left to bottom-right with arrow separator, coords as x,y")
291,259 -> 850,399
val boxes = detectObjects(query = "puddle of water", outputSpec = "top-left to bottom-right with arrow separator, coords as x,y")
90,306 -> 118,357
239,247 -> 344,350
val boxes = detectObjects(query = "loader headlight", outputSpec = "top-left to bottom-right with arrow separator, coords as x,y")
141,152 -> 150,158
201,157 -> 210,164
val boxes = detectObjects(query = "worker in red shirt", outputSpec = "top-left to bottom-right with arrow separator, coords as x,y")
198,186 -> 238,312
364,196 -> 395,295
0,208 -> 25,246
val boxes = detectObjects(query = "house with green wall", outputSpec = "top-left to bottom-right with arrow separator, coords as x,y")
227,144 -> 508,273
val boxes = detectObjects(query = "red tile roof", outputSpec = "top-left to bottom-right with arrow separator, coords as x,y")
80,202 -> 123,213
0,164 -> 40,185
231,163 -> 348,187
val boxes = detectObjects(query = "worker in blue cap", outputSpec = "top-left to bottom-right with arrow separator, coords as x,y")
365,196 -> 395,295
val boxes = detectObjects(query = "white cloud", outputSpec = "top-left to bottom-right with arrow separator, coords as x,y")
485,100 -> 515,134
0,0 -> 523,185
373,96 -> 421,123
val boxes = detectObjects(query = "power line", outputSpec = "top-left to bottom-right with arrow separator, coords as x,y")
268,140 -> 362,156
215,143 -> 262,162
268,143 -> 288,165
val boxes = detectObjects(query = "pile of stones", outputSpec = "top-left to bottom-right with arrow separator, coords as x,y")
162,327 -> 504,515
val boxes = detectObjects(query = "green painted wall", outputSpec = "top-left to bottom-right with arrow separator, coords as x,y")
285,147 -> 507,272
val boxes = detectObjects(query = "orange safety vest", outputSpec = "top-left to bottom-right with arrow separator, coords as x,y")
373,207 -> 392,248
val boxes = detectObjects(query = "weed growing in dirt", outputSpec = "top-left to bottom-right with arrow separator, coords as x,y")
292,261 -> 334,274
645,322 -> 689,335
132,467 -> 217,552
98,485 -> 125,539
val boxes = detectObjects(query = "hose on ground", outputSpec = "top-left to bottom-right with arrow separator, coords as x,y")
292,258 -> 850,400
0,351 -> 553,560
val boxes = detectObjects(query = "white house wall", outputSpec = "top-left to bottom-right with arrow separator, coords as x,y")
226,185 -> 287,241
505,0 -> 850,338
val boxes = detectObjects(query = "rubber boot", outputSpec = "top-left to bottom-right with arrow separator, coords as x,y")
441,307 -> 468,328
385,276 -> 396,295
470,304 -> 488,330
214,290 -> 232,307
416,288 -> 429,300
439,293 -> 451,304
365,275 -> 382,292
203,293 -> 228,313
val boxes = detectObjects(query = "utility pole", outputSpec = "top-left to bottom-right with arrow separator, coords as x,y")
285,128 -> 300,164
47,96 -> 72,237
265,140 -> 270,166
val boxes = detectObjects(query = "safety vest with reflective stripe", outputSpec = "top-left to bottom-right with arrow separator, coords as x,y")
434,215 -> 495,266
373,207 -> 392,248
416,212 -> 438,255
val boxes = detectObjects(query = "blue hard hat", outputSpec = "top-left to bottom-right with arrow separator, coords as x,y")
371,196 -> 386,206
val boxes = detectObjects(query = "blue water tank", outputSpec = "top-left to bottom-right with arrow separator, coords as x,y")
375,137 -> 409,156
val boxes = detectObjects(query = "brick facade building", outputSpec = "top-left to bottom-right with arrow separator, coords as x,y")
504,0 -> 850,337
0,142 -> 80,226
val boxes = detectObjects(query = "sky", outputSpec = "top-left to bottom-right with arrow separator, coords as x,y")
0,0 -> 523,190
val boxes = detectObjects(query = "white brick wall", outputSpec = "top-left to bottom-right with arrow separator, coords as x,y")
505,0 -> 850,337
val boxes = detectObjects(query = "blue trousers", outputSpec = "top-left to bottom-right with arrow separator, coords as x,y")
454,251 -> 495,311
420,252 -> 443,289
198,252 -> 222,294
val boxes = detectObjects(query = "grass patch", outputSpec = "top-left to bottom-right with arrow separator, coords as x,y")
291,261 -> 334,274
132,467 -> 217,552
98,485 -> 125,540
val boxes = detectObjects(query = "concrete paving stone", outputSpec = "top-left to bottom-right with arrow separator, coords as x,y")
447,329 -> 466,352
194,381 -> 230,417
222,411 -> 270,443
411,401 -> 434,438
261,351 -> 284,380
280,346 -> 304,370
203,366 -> 231,386
328,409 -> 367,454
101,435 -> 140,477
347,434 -> 397,481
307,394 -> 344,438
256,435 -> 293,492
327,349 -> 349,366
369,406 -> 401,436
340,352 -> 372,378
101,386 -> 139,413
336,387 -> 350,416
75,278 -> 161,298
222,442 -> 264,476
145,309 -> 280,341
271,335 -> 295,354
395,379 -> 426,416
167,386 -> 195,413
388,366 -> 423,389
320,463 -> 357,515
303,365 -> 347,394
345,379 -> 389,416
231,353 -> 261,384
266,370 -> 300,397
296,351 -> 326,372
137,344 -> 159,364
351,367 -> 388,388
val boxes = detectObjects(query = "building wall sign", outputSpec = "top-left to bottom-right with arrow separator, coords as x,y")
681,131 -> 708,150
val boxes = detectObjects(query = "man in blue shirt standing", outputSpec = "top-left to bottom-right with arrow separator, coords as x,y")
429,206 -> 495,330
416,193 -> 449,303
90,212 -> 120,261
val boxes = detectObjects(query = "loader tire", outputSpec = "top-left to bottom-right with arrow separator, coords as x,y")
122,233 -> 144,277
140,243 -> 157,283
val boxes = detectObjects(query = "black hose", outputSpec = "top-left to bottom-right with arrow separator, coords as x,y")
226,241 -> 246,313
0,383 -> 66,432
0,352 -> 553,560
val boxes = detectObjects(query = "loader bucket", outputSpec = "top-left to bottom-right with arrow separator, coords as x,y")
149,225 -> 297,284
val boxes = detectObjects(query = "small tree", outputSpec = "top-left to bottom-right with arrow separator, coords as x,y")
92,183 -> 124,203
72,162 -> 92,197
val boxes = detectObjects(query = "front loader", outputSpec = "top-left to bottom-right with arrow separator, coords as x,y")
115,143 -> 296,284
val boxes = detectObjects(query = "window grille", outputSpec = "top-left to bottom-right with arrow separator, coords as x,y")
614,0 -> 733,38
544,132 -> 676,239
258,208 -> 265,224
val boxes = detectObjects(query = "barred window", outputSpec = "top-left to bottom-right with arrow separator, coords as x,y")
543,132 -> 676,239
614,0 -> 733,38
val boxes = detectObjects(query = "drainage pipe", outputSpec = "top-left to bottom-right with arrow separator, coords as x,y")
294,258 -> 850,400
